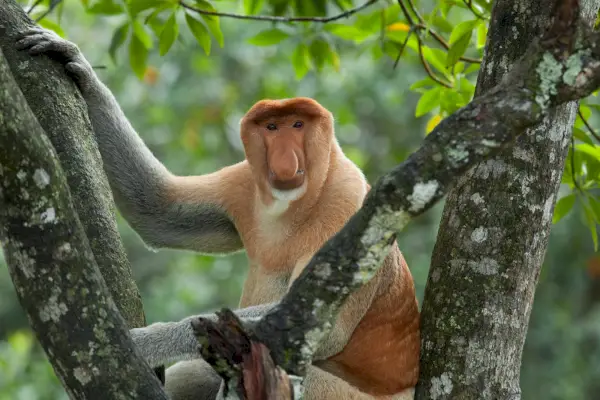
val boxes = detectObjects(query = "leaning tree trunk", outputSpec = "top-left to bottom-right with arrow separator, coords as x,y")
416,0 -> 600,398
0,0 -> 146,330
0,47 -> 168,399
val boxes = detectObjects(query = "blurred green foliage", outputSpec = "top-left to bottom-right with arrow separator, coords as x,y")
1,0 -> 600,399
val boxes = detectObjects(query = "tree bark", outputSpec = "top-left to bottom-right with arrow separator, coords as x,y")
417,0 -> 600,398
0,0 -> 146,330
0,48 -> 167,399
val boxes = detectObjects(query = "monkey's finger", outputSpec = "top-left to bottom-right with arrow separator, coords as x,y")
15,26 -> 50,41
15,34 -> 46,50
28,41 -> 57,55
65,62 -> 90,79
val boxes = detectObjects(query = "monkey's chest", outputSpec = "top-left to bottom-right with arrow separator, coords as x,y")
240,242 -> 315,307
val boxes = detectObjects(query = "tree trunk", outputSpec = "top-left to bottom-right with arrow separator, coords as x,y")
416,0 -> 600,399
0,0 -> 146,330
0,48 -> 167,399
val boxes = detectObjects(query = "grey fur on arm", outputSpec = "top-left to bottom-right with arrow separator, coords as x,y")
130,302 -> 277,368
15,27 -> 242,253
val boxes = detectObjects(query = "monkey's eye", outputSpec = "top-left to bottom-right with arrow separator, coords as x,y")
293,121 -> 304,129
266,123 -> 277,131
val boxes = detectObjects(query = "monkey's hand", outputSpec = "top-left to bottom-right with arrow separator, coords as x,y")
130,303 -> 276,368
130,318 -> 208,369
16,26 -> 96,93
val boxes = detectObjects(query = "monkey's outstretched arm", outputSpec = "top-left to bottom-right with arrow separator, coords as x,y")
130,302 -> 277,368
15,27 -> 243,253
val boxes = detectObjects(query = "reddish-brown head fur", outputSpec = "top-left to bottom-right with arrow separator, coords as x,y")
240,97 -> 335,205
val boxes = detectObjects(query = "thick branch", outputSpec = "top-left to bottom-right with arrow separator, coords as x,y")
180,0 -> 378,22
192,310 -> 294,400
0,0 -> 146,330
0,48 -> 167,399
417,0 -> 599,397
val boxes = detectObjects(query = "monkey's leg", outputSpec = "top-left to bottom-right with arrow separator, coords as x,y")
303,366 -> 415,400
164,359 -> 222,400
164,358 -> 415,400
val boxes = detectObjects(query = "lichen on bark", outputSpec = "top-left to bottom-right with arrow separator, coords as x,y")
0,0 -> 145,330
417,0 -> 600,399
0,47 -> 167,399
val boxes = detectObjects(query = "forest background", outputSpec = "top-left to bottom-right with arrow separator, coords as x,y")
1,0 -> 599,399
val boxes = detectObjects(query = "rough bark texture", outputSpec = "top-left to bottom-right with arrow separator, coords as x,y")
192,310 -> 294,400
0,0 -> 145,329
0,48 -> 168,399
417,1 -> 600,399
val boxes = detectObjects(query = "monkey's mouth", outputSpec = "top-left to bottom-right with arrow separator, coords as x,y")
268,169 -> 305,191
270,179 -> 307,202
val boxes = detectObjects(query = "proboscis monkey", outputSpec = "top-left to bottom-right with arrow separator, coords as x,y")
16,27 -> 420,400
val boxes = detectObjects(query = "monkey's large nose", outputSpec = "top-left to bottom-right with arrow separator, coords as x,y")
268,146 -> 305,190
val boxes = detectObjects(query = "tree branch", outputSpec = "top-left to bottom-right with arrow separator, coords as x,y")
0,47 -> 167,400
0,0 -> 147,331
0,0 -> 165,384
179,0 -> 378,23
397,0 -> 482,65
578,108 -> 600,142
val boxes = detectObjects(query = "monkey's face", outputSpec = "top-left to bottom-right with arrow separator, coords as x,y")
260,114 -> 307,191
241,98 -> 334,204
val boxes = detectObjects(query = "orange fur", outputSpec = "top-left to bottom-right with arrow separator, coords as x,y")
167,98 -> 419,397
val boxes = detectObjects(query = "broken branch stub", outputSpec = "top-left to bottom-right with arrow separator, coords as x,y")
191,310 -> 294,399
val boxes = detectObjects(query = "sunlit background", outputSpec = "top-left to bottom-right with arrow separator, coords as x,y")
1,1 -> 599,399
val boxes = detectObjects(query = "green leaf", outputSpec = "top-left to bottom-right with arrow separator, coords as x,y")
579,104 -> 592,120
449,19 -> 480,44
109,23 -> 130,63
244,0 -> 264,14
291,43 -> 311,79
415,87 -> 442,117
309,37 -> 330,70
409,77 -> 438,91
327,49 -> 341,72
422,47 -> 453,81
325,24 -> 371,43
88,0 -> 123,14
458,77 -> 475,102
159,11 -> 179,55
333,0 -> 354,11
440,88 -> 466,114
129,0 -> 168,16
553,193 -> 576,223
465,63 -> 480,75
37,19 -> 65,38
129,33 -> 149,79
185,13 -> 211,55
133,20 -> 153,49
144,2 -> 175,24
576,143 -> 600,160
8,331 -> 33,355
476,23 -> 487,49
446,19 -> 480,67
247,28 -> 290,46
573,127 -> 594,145
195,1 -> 224,48
446,33 -> 471,67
